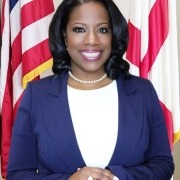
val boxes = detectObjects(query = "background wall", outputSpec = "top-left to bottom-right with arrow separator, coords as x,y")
173,0 -> 180,179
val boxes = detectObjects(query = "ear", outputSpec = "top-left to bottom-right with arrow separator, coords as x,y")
63,32 -> 67,47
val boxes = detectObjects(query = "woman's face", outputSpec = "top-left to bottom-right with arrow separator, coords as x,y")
65,2 -> 112,77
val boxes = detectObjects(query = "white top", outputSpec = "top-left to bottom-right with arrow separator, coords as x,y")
67,81 -> 118,168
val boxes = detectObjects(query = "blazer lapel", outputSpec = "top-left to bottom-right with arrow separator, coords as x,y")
42,73 -> 85,171
42,73 -> 144,168
109,75 -> 144,165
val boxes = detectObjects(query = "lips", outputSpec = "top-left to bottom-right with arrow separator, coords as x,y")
80,50 -> 102,61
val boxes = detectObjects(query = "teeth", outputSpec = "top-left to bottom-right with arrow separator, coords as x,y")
81,52 -> 100,58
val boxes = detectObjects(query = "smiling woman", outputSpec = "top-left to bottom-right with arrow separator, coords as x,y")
64,1 -> 112,86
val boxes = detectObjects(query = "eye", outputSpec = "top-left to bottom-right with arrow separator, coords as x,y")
73,27 -> 85,33
98,27 -> 110,33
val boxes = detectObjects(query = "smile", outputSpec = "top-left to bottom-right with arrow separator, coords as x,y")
80,51 -> 102,61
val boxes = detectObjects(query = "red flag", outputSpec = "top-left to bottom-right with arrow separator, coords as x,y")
126,0 -> 180,149
0,0 -> 54,178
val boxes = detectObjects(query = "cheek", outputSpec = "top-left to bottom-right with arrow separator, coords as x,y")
103,40 -> 112,58
103,39 -> 112,52
100,36 -> 112,47
66,35 -> 82,48
66,38 -> 81,59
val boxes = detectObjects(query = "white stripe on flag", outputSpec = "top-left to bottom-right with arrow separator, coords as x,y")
12,64 -> 24,107
10,1 -> 21,43
0,0 -> 10,112
22,13 -> 54,53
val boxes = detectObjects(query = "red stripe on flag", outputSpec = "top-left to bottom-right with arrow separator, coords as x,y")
1,0 -> 6,33
22,39 -> 52,76
1,93 -> 23,177
11,33 -> 22,75
11,38 -> 51,78
126,21 -> 141,68
21,0 -> 54,28
140,0 -> 169,78
160,102 -> 173,150
1,65 -> 13,178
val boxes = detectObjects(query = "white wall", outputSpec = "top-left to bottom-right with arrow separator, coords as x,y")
173,0 -> 180,179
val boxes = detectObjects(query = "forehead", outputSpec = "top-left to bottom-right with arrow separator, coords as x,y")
68,2 -> 110,23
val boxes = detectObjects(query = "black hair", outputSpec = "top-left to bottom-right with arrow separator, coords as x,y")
49,0 -> 130,79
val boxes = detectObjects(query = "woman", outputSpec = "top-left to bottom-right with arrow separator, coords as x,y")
7,0 -> 174,179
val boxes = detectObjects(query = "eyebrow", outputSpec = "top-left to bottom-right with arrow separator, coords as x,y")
72,22 -> 110,26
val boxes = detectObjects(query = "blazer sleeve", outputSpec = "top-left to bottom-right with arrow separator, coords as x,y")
106,80 -> 174,180
7,83 -> 71,180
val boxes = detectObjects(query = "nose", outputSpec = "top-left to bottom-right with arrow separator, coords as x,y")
84,30 -> 99,45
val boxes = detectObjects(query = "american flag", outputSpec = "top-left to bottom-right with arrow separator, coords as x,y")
126,0 -> 180,149
0,0 -> 54,178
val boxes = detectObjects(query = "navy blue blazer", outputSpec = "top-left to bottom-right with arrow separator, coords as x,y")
7,72 -> 174,180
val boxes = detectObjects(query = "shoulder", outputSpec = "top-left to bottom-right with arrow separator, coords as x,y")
25,75 -> 54,93
118,74 -> 155,93
130,75 -> 153,90
24,72 -> 67,96
28,75 -> 55,87
28,72 -> 67,88
128,75 -> 159,101
117,74 -> 159,100
26,71 -> 69,98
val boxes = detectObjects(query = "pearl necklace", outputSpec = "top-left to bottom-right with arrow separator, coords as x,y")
69,71 -> 107,84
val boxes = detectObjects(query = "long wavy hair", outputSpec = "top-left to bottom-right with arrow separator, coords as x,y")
49,0 -> 130,79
